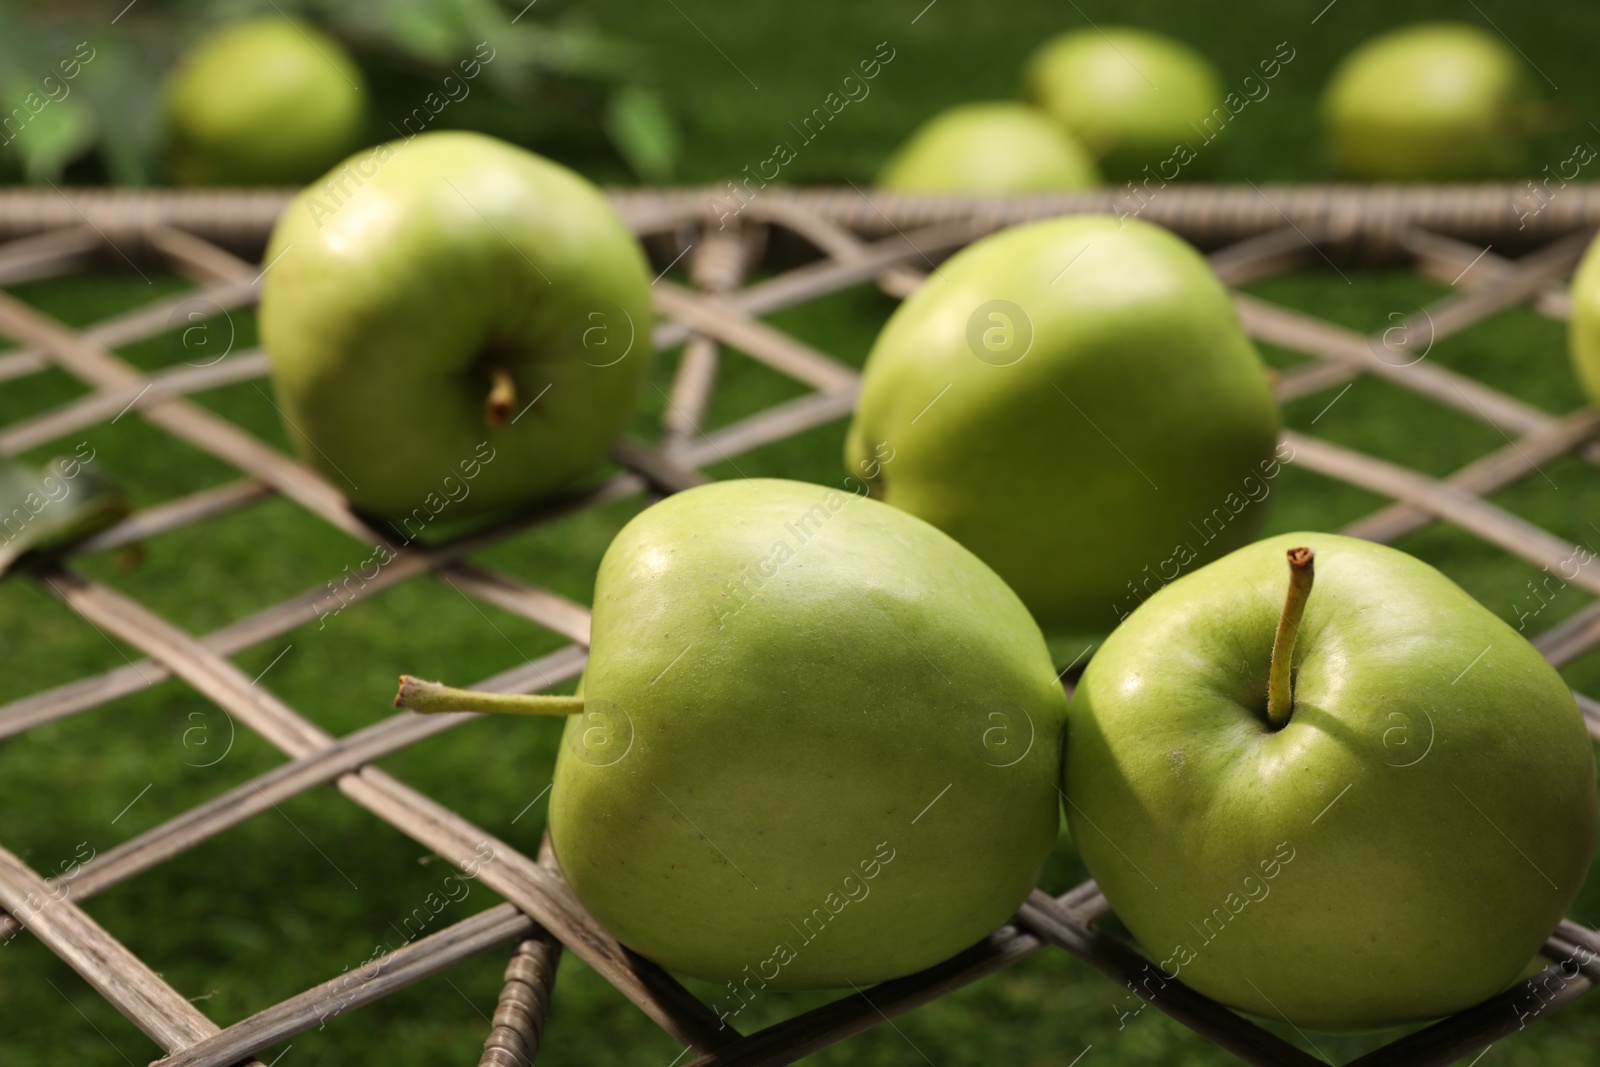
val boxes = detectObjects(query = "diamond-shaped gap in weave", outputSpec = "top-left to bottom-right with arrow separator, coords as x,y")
0,187 -> 1595,1067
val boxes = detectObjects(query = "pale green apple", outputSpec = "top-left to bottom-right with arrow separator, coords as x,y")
878,103 -> 1100,192
163,18 -> 367,186
1564,220 -> 1600,405
1065,532 -> 1597,1030
845,215 -> 1280,635
554,478 -> 1067,986
1022,27 -> 1223,181
400,478 -> 1067,987
259,131 -> 653,520
1322,22 -> 1534,180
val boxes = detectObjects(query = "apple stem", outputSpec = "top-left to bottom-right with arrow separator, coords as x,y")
485,366 -> 517,427
1266,547 -> 1315,729
394,675 -> 583,716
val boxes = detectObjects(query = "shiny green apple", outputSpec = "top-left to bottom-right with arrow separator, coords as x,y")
399,477 -> 1067,988
163,18 -> 367,186
1065,532 -> 1597,1030
845,215 -> 1280,635
259,131 -> 653,520
1322,22 -> 1534,180
1022,27 -> 1223,181
878,103 -> 1100,192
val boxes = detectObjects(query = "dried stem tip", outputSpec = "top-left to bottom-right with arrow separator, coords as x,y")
485,366 -> 517,427
395,675 -> 584,716
1266,547 -> 1315,730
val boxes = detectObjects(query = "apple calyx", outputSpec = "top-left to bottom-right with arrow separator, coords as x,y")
1265,546 -> 1315,729
484,366 -> 517,427
395,674 -> 584,716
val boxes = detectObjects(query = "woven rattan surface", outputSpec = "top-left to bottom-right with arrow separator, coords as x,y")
2,184 -> 1599,1066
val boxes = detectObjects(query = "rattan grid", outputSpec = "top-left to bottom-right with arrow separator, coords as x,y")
0,184 -> 1598,1067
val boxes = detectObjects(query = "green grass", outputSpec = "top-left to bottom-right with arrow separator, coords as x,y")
4,0 -> 1600,1064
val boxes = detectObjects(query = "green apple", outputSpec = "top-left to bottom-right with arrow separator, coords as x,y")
1022,27 -> 1223,181
845,214 -> 1280,635
163,17 -> 367,185
398,477 -> 1067,988
259,130 -> 653,520
878,103 -> 1100,192
1322,22 -> 1534,180
1564,218 -> 1600,405
1065,532 -> 1597,1030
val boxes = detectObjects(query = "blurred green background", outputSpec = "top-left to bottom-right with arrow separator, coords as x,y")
2,0 -> 1600,1065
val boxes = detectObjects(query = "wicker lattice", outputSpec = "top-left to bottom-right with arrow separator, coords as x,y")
0,184 -> 1598,1067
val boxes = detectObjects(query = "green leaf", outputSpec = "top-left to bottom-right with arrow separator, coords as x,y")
0,454 -> 131,577
605,83 -> 678,182
1,85 -> 98,184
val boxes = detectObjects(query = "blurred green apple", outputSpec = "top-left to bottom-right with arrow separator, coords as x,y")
1066,533 -> 1597,1030
1569,232 -> 1600,404
1322,22 -> 1535,180
878,103 -> 1100,192
163,17 -> 367,185
399,477 -> 1068,988
1022,27 -> 1223,181
259,131 -> 652,520
845,215 -> 1280,635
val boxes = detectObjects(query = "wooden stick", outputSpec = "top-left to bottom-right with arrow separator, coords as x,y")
652,220 -> 979,351
0,351 -> 269,457
661,224 -> 742,451
0,287 -> 372,539
1403,229 -> 1571,321
1285,431 -> 1600,598
612,438 -> 711,495
1,186 -> 1600,252
0,646 -> 586,943
651,282 -> 859,393
24,567 -> 730,1052
0,845 -> 221,1050
0,225 -> 102,285
155,905 -> 538,1067
1342,409 -> 1600,544
1242,291 -> 1552,435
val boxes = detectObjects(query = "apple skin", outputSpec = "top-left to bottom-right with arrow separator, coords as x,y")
1022,27 -> 1223,181
878,103 -> 1101,192
845,215 -> 1280,635
1322,22 -> 1533,180
163,18 -> 367,186
259,131 -> 653,520
1065,532 -> 1597,1030
549,478 -> 1067,987
1565,231 -> 1600,405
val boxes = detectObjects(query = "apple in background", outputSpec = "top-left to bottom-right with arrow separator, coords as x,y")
399,478 -> 1068,988
1065,532 -> 1597,1030
259,130 -> 653,520
845,215 -> 1280,636
1322,22 -> 1534,180
1022,27 -> 1224,181
878,103 -> 1101,192
163,18 -> 368,186
1563,221 -> 1600,405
